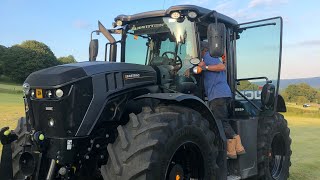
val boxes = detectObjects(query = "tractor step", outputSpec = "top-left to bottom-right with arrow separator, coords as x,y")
227,175 -> 241,180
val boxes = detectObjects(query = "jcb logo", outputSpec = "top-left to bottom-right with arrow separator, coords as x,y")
235,90 -> 261,100
36,89 -> 43,99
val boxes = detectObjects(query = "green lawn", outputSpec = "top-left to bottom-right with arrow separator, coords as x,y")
0,92 -> 319,179
0,82 -> 23,94
0,93 -> 25,129
285,116 -> 320,180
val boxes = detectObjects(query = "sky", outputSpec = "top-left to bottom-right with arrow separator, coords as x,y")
0,0 -> 319,79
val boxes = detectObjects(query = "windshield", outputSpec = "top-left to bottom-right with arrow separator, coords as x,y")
124,17 -> 200,94
125,17 -> 197,75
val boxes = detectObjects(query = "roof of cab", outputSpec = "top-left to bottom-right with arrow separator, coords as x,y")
114,5 -> 238,25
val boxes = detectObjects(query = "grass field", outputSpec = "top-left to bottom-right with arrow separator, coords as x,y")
0,82 -> 23,94
0,92 -> 319,179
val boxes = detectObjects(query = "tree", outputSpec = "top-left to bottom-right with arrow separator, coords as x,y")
1,41 -> 59,82
58,55 -> 77,64
0,45 -> 7,76
282,83 -> 320,103
237,80 -> 260,90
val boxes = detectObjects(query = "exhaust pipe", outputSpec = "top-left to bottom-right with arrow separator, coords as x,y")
98,21 -> 117,62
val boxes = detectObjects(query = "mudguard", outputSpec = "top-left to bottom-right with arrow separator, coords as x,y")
135,93 -> 226,141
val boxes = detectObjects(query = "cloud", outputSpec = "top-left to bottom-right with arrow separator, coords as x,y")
73,20 -> 90,29
248,0 -> 288,8
229,9 -> 259,20
296,40 -> 320,46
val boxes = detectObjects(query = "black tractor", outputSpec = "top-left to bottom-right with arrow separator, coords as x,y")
0,5 -> 291,180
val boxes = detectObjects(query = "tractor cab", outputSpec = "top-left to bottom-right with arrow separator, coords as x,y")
91,5 -> 285,118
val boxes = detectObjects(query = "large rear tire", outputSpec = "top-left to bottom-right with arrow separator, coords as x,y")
257,114 -> 292,180
100,105 -> 218,180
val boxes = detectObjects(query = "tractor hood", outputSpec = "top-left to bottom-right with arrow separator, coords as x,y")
25,61 -> 156,88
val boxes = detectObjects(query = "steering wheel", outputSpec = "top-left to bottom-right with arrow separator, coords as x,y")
161,52 -> 183,70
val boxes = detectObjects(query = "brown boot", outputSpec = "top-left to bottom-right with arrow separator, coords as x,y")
227,139 -> 237,159
234,135 -> 246,155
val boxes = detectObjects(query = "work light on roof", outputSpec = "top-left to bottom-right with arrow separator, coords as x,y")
188,11 -> 197,19
116,20 -> 123,26
170,12 -> 181,19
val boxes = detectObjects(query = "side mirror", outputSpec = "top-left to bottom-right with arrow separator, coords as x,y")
261,83 -> 275,108
190,58 -> 200,65
89,39 -> 99,61
207,23 -> 226,57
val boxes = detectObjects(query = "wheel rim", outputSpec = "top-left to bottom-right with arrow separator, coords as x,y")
269,133 -> 286,179
166,142 -> 205,180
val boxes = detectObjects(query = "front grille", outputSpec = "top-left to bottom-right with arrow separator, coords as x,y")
30,78 -> 93,137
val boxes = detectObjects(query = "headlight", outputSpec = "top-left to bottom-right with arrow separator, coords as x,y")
188,11 -> 197,19
30,90 -> 35,98
22,83 -> 30,95
116,20 -> 123,26
48,118 -> 55,127
46,90 -> 53,98
171,12 -> 181,19
55,89 -> 64,98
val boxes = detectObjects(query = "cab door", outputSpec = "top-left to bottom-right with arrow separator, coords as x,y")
233,17 -> 283,117
228,17 -> 283,179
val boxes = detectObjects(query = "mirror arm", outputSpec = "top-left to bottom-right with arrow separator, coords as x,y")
90,30 -> 100,40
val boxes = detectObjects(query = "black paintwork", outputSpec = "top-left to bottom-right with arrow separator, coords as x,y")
25,65 -> 87,88
30,78 -> 93,137
25,62 -> 157,138
25,62 -> 156,88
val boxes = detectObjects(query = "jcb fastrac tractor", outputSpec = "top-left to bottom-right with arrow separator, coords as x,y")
0,5 -> 291,180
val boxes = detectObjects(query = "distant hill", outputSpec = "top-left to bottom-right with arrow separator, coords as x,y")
252,77 -> 320,90
279,77 -> 320,90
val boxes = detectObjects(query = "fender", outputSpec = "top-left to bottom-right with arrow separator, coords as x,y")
276,94 -> 287,112
135,93 -> 226,142
135,93 -> 228,179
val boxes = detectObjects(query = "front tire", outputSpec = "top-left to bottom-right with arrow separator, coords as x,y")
11,117 -> 29,180
257,114 -> 292,180
101,105 -> 218,180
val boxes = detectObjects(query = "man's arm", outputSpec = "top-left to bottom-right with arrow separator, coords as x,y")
198,60 -> 226,72
206,63 -> 226,72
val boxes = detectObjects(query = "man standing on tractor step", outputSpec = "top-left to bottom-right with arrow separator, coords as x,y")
198,41 -> 246,159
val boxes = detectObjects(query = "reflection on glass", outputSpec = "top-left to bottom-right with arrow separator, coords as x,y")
124,17 -> 199,94
235,18 -> 282,112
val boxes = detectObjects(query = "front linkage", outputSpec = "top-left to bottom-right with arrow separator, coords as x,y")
0,125 -> 46,180
0,127 -> 18,180
0,122 -> 108,180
